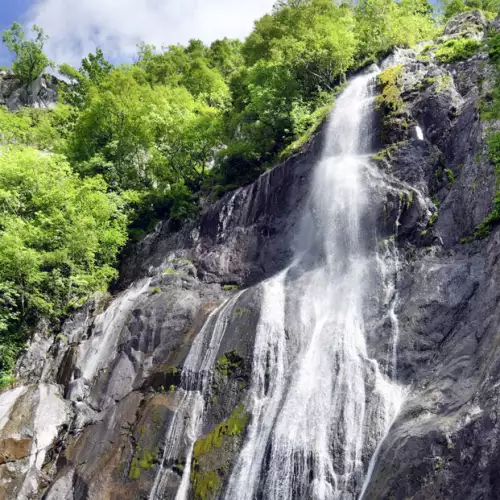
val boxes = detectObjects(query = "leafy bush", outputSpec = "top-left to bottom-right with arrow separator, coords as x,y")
376,65 -> 405,114
435,38 -> 483,63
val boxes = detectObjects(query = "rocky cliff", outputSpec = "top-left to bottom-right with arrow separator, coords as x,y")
0,71 -> 58,111
1,11 -> 500,500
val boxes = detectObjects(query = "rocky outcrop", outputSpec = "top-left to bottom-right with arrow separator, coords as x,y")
1,11 -> 500,500
0,71 -> 58,111
442,10 -> 488,41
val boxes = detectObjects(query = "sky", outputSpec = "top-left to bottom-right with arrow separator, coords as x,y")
0,0 -> 277,66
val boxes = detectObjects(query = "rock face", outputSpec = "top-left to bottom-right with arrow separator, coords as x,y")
443,10 -> 487,41
0,71 -> 58,110
1,11 -> 500,500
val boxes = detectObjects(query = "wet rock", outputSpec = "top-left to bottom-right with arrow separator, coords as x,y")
0,438 -> 32,464
0,384 -> 69,499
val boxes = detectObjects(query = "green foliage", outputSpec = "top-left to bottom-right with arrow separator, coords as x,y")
0,147 -> 127,383
0,6 -> 454,383
468,32 -> 500,239
376,65 -> 405,114
429,209 -> 439,226
355,0 -> 436,61
129,446 -> 157,480
445,168 -> 456,186
2,23 -> 51,84
435,38 -> 482,63
215,351 -> 243,377
442,0 -> 500,20
472,132 -> 500,238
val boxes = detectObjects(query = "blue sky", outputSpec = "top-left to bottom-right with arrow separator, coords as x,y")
0,0 -> 277,67
0,0 -> 444,68
0,0 -> 32,66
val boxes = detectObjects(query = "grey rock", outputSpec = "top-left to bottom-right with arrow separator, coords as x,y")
0,72 -> 59,111
443,10 -> 487,41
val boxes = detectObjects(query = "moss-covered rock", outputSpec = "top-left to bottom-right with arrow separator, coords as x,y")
190,404 -> 249,500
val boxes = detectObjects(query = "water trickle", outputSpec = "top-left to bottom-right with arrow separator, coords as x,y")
415,125 -> 424,141
225,70 -> 404,500
149,291 -> 244,500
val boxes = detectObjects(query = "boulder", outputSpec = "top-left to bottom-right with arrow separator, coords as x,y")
443,10 -> 488,41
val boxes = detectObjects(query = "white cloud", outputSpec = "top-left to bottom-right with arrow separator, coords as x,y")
26,0 -> 276,64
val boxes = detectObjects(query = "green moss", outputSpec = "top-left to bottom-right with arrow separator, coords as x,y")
215,351 -> 243,378
375,65 -> 404,115
407,190 -> 414,207
151,287 -> 161,295
166,366 -> 180,376
435,38 -> 482,64
173,257 -> 193,265
421,43 -> 437,54
55,333 -> 68,344
129,446 -> 157,480
232,307 -> 250,318
371,141 -> 405,162
222,284 -> 239,292
193,404 -> 249,460
162,268 -> 178,276
190,404 -> 249,500
445,168 -> 455,188
429,209 -> 439,227
192,470 -> 222,500
173,459 -> 186,475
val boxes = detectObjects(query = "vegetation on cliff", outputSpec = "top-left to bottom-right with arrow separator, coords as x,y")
0,0 -> 497,387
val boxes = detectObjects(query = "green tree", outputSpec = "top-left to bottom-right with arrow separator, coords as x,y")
0,147 -> 127,385
2,23 -> 51,84
355,0 -> 436,61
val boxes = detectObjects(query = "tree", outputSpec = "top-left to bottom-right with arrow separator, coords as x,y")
0,146 -> 127,385
355,0 -> 436,61
2,23 -> 50,84
81,48 -> 113,85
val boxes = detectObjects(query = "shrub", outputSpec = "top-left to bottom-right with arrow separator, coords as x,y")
435,38 -> 482,64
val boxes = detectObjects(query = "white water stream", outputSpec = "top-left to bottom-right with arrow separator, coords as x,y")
149,69 -> 405,500
149,292 -> 243,500
224,69 -> 404,499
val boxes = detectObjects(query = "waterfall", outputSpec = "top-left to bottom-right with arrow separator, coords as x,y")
149,292 -> 243,500
224,69 -> 404,500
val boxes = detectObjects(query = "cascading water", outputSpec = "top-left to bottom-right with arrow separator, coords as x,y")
151,68 -> 405,500
149,292 -> 244,500
224,69 -> 404,499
